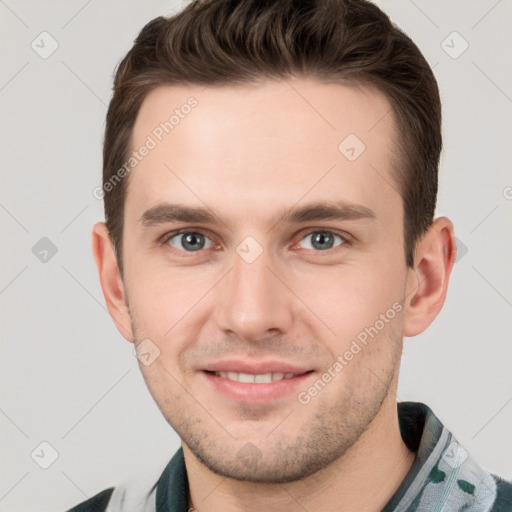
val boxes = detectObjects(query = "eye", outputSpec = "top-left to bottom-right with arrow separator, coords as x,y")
166,231 -> 214,252
298,231 -> 345,251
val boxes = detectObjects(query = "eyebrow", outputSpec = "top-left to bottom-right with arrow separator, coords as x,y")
138,201 -> 376,229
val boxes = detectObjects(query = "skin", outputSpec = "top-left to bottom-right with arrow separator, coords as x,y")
92,76 -> 456,511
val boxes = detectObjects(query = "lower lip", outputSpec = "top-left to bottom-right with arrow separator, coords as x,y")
201,371 -> 315,403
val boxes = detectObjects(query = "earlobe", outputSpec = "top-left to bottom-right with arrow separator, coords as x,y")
91,222 -> 134,343
403,217 -> 457,337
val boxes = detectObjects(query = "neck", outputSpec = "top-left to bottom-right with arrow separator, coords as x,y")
183,391 -> 415,512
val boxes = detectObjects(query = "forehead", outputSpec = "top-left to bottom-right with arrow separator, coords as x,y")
127,77 -> 399,224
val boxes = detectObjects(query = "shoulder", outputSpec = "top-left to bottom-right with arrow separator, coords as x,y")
62,449 -> 182,512
64,476 -> 158,512
65,487 -> 114,512
490,474 -> 512,511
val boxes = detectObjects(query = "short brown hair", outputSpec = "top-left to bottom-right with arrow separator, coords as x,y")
102,0 -> 441,279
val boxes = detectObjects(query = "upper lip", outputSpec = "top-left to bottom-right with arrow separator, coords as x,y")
202,359 -> 313,375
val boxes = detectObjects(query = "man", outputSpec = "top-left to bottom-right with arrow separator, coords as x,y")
68,0 -> 511,510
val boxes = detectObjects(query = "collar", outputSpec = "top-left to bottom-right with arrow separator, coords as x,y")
155,445 -> 189,512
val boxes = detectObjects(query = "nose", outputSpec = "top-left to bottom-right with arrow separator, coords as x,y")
213,243 -> 294,343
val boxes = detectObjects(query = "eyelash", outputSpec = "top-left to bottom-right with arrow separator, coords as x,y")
159,228 -> 351,255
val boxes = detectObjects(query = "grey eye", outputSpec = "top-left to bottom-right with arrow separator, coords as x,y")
168,232 -> 213,251
298,232 -> 344,251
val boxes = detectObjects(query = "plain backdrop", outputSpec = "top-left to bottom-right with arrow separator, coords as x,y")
1,1 -> 511,511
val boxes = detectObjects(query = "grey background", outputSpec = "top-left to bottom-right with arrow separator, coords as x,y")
1,1 -> 511,511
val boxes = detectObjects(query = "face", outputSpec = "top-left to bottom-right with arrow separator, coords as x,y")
121,77 -> 409,482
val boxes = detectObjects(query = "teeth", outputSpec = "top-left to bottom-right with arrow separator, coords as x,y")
214,371 -> 298,383
255,373 -> 272,383
239,372 -> 254,383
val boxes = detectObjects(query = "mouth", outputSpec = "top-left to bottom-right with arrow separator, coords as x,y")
201,367 -> 316,403
205,370 -> 309,383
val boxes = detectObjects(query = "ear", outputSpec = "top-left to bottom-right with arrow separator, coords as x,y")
91,222 -> 134,343
403,217 -> 457,337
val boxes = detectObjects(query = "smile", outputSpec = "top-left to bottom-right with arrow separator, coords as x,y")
212,371 -> 299,383
202,369 -> 315,403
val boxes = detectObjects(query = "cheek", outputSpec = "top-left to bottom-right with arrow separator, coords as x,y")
126,258 -> 210,330
125,263 -> 216,373
291,258 -> 405,348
